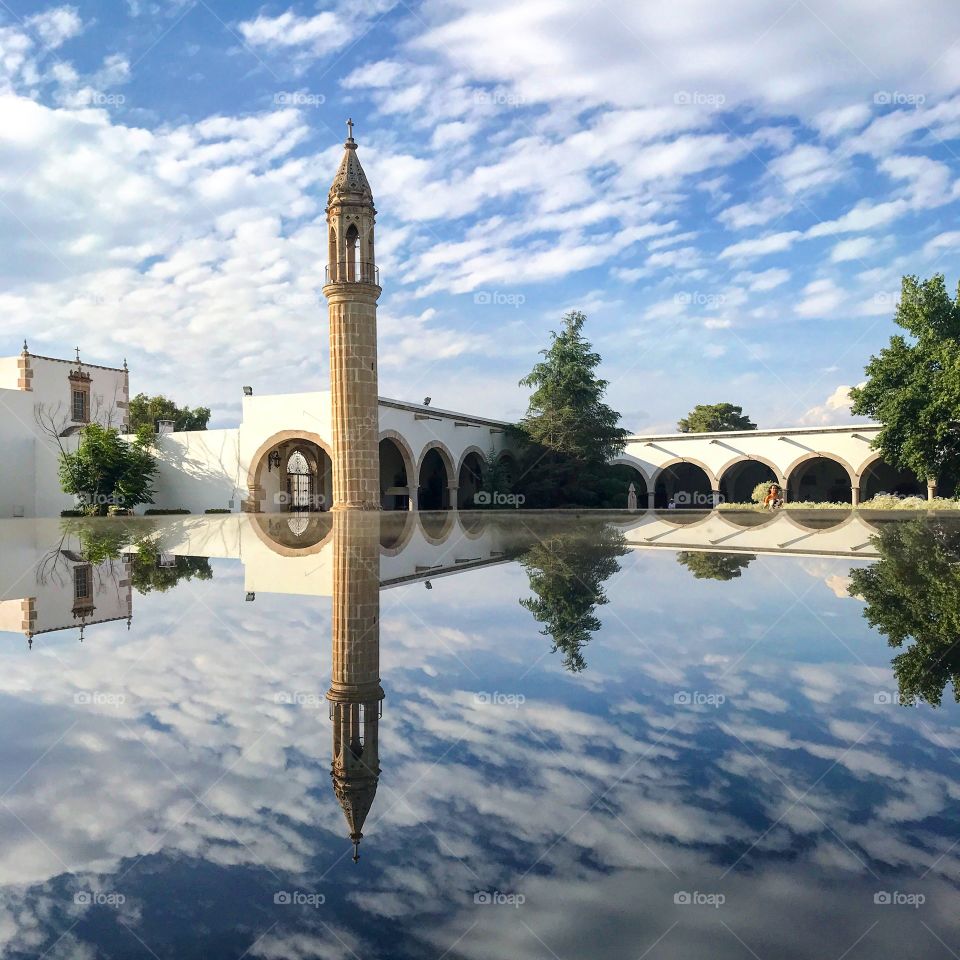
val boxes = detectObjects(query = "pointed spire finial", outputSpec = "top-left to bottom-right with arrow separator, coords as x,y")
75,346 -> 80,363
346,117 -> 355,142
22,339 -> 28,354
123,357 -> 128,371
352,836 -> 361,863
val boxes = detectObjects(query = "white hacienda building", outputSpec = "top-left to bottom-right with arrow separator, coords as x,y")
0,127 -> 937,519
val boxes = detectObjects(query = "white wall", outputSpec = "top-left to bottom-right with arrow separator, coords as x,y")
150,429 -> 243,513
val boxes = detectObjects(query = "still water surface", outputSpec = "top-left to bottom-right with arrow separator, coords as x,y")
0,511 -> 957,959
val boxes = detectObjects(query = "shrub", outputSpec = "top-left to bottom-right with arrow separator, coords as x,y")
60,509 -> 84,517
143,508 -> 191,515
204,508 -> 231,514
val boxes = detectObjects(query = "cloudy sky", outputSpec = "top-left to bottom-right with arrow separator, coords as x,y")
2,1 -> 960,430
1,520 -> 959,957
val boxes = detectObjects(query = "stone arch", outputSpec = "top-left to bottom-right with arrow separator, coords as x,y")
246,430 -> 333,514
379,511 -> 417,556
419,509 -> 456,545
650,457 -> 717,509
857,453 -> 925,501
247,513 -> 333,556
457,445 -> 488,509
610,456 -> 651,508
785,453 -> 855,504
610,455 -> 654,487
379,429 -> 416,510
458,511 -> 488,540
417,442 -> 456,510
717,455 -> 785,505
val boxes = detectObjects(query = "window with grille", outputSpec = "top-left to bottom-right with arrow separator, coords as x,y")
72,389 -> 88,422
74,565 -> 92,602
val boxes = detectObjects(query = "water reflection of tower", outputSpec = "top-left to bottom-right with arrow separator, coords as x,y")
327,511 -> 383,863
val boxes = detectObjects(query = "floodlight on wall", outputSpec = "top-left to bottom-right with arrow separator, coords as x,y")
243,386 -> 253,396
267,450 -> 282,472
245,592 -> 255,602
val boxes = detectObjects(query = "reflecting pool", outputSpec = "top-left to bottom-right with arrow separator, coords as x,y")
0,510 -> 958,959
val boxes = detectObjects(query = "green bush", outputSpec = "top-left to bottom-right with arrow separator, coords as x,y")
143,508 -> 191,515
60,509 -> 84,517
204,508 -> 231,514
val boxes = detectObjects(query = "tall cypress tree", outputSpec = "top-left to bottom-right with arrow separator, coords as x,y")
516,311 -> 629,507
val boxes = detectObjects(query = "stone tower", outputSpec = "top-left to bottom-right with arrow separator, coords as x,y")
327,510 -> 384,862
323,119 -> 382,511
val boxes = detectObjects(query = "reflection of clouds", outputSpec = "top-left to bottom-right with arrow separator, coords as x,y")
0,544 -> 958,956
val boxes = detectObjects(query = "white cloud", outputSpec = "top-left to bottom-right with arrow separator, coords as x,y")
26,6 -> 84,49
719,231 -> 801,261
734,267 -> 790,291
830,236 -> 875,262
800,382 -> 868,425
796,279 -> 845,318
237,10 -> 354,56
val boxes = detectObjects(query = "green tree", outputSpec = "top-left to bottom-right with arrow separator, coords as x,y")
676,551 -> 755,581
678,403 -> 757,433
516,311 -> 629,507
128,393 -> 211,433
519,524 -> 628,672
850,274 -> 960,499
59,424 -> 157,515
849,518 -> 960,706
129,540 -> 213,594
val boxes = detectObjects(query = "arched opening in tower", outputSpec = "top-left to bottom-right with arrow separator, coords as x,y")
457,452 -> 485,509
720,460 -> 779,504
345,224 -> 360,281
379,438 -> 410,510
787,456 -> 851,503
655,463 -> 712,508
418,448 -> 449,510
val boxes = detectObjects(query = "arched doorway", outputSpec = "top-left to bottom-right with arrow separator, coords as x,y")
720,460 -> 779,505
610,463 -> 648,509
458,450 -> 486,509
250,436 -> 333,513
655,462 -> 713,508
787,456 -> 851,503
380,437 -> 412,510
860,459 -> 924,501
419,448 -> 450,510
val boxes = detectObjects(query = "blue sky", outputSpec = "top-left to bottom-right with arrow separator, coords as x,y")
2,1 -> 960,430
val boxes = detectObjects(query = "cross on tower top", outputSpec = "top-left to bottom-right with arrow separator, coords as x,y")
346,118 -> 354,141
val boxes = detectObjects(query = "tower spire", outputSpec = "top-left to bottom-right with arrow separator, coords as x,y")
323,122 -> 381,511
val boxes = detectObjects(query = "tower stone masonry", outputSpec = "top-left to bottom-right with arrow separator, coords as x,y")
327,510 -> 383,861
323,120 -> 382,511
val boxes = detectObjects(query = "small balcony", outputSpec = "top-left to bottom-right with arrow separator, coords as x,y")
325,261 -> 380,285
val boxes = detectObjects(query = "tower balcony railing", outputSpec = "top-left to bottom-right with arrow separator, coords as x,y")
325,261 -> 380,285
